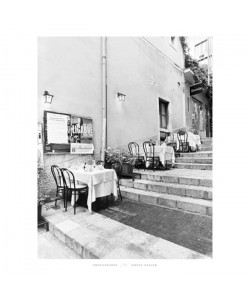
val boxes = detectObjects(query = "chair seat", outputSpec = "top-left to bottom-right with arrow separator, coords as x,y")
67,184 -> 88,190
146,155 -> 160,160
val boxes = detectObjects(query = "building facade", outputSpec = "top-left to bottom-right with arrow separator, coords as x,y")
37,36 -> 212,196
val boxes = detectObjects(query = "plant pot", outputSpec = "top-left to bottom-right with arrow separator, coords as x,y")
38,203 -> 43,222
121,162 -> 134,179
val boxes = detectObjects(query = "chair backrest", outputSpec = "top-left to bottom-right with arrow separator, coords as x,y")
111,161 -> 122,178
61,168 -> 76,189
165,132 -> 175,143
143,141 -> 153,156
51,165 -> 63,187
177,130 -> 188,143
128,142 -> 139,157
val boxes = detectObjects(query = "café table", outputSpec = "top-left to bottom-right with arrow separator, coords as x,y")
139,143 -> 175,167
154,143 -> 175,165
68,168 -> 118,213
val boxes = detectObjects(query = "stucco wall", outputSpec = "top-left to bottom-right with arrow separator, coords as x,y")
38,37 -> 103,157
37,36 -> 186,197
106,37 -> 185,150
144,36 -> 185,69
38,37 -> 103,197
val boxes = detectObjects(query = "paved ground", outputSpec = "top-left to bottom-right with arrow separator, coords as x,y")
97,198 -> 212,257
38,227 -> 81,259
42,201 -> 208,259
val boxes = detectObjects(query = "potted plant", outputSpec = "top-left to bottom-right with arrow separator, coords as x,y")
37,195 -> 51,229
105,148 -> 136,179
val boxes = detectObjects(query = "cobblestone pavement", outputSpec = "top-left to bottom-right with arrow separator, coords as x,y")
38,227 -> 81,259
97,199 -> 212,257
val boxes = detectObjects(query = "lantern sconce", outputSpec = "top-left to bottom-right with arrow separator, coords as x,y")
117,93 -> 126,101
43,91 -> 54,104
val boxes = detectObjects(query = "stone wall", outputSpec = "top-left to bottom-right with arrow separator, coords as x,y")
37,154 -> 94,199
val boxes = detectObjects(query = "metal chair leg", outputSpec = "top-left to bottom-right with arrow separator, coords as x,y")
65,189 -> 68,212
55,188 -> 58,206
74,191 -> 77,215
63,187 -> 66,208
118,180 -> 122,201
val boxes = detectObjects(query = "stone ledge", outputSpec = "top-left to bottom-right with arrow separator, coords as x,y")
45,209 -> 209,259
120,186 -> 212,217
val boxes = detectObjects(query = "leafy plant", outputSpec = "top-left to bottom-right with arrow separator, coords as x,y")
180,37 -> 212,100
105,147 -> 136,165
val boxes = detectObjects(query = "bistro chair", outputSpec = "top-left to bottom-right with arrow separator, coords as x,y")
177,130 -> 189,153
143,141 -> 160,171
128,142 -> 145,170
111,161 -> 123,201
61,168 -> 88,215
51,165 -> 65,208
165,132 -> 177,152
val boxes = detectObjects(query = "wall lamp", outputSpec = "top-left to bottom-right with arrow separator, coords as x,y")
43,91 -> 54,104
117,93 -> 126,101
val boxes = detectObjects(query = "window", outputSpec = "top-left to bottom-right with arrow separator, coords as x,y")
194,39 -> 208,61
159,100 -> 169,129
170,36 -> 176,46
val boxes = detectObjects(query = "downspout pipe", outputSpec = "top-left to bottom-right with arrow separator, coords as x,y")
101,37 -> 107,162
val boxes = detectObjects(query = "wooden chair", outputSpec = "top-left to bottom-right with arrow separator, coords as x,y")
51,165 -> 65,208
61,168 -> 88,215
128,142 -> 145,170
143,141 -> 160,171
177,130 -> 189,152
165,132 -> 177,152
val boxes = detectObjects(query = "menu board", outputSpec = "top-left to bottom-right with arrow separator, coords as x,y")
44,111 -> 94,154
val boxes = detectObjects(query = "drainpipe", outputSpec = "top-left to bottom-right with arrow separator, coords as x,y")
182,72 -> 187,128
100,37 -> 107,162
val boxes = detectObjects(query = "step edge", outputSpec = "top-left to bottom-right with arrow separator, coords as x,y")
121,179 -> 213,191
46,213 -> 209,259
120,186 -> 212,206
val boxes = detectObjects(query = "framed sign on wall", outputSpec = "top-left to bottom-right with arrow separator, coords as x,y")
44,111 -> 94,154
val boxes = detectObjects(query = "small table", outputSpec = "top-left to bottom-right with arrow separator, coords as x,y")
154,144 -> 175,165
140,144 -> 175,168
69,168 -> 118,213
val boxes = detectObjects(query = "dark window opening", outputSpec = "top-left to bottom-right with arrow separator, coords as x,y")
159,99 -> 169,129
171,37 -> 175,45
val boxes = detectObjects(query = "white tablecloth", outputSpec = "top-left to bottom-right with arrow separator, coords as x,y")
69,168 -> 118,213
139,144 -> 175,166
173,132 -> 201,151
154,144 -> 175,164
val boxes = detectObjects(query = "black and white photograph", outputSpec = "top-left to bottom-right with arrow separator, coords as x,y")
37,36 -> 213,259
2,1 -> 250,299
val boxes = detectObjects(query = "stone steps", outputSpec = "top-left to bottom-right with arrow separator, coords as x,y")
175,157 -> 213,164
134,170 -> 212,187
120,186 -> 212,217
201,140 -> 213,145
200,146 -> 213,151
174,163 -> 212,170
44,205 -> 208,259
179,151 -> 212,158
120,179 -> 212,200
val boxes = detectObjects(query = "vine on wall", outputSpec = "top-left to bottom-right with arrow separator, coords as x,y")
180,37 -> 212,100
